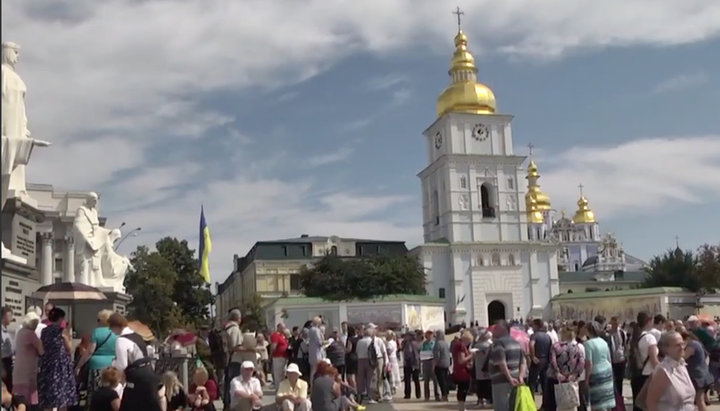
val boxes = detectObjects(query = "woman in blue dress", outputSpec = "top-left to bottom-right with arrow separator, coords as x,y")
584,321 -> 616,411
38,307 -> 77,410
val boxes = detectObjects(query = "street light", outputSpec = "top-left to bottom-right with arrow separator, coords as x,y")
114,227 -> 142,251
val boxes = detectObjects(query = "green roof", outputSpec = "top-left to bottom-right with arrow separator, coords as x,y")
558,270 -> 648,283
552,287 -> 689,301
264,294 -> 443,307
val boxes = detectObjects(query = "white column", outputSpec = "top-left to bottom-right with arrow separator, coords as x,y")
40,232 -> 53,286
64,236 -> 75,283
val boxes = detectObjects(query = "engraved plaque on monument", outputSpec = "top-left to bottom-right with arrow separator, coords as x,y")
1,198 -> 43,268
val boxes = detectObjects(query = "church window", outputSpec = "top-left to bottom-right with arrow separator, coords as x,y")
508,254 -> 516,265
491,253 -> 501,266
574,262 -> 579,271
507,177 -> 515,190
480,184 -> 495,218
460,176 -> 467,189
432,190 -> 440,225
330,246 -> 338,256
438,288 -> 446,299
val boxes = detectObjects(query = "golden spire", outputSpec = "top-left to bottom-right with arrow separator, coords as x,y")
572,184 -> 596,224
436,7 -> 496,118
524,144 -> 551,223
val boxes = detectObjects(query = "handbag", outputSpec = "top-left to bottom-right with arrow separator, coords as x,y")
554,381 -> 581,410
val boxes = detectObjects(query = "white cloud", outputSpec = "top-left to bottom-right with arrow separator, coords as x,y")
652,71 -> 710,94
366,74 -> 408,91
538,136 -> 720,219
305,147 -> 354,167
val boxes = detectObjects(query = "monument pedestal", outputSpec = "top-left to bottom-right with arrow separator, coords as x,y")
1,197 -> 44,266
44,290 -> 132,338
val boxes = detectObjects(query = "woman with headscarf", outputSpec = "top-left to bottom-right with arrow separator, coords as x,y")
583,321 -> 615,411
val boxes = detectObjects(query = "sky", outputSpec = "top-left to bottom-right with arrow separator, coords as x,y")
3,0 -> 720,286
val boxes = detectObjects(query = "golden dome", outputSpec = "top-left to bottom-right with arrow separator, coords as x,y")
525,159 -> 551,216
527,198 -> 544,224
572,195 -> 596,224
436,31 -> 496,117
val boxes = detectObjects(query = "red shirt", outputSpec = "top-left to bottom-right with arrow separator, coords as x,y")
189,380 -> 218,410
270,331 -> 288,358
451,340 -> 472,382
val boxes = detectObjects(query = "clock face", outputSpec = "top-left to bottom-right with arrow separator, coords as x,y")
434,131 -> 443,149
472,123 -> 489,141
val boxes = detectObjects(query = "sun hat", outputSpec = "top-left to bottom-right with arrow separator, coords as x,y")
286,363 -> 302,375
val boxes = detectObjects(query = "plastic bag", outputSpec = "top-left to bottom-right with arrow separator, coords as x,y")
513,384 -> 536,411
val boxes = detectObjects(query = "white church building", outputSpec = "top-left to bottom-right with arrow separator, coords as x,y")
410,27 -> 560,327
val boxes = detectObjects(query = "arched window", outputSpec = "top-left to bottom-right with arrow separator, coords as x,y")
480,183 -> 495,218
330,246 -> 338,256
508,254 -> 516,266
491,253 -> 501,266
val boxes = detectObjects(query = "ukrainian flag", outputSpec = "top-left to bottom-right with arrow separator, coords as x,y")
198,205 -> 212,283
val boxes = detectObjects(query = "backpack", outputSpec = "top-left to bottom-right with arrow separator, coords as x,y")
628,332 -> 650,378
368,337 -> 379,368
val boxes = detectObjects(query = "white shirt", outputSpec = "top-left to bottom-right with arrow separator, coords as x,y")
373,337 -> 388,360
649,328 -> 662,343
638,332 -> 658,376
230,376 -> 262,409
34,322 -> 47,339
547,330 -> 559,345
112,327 -> 145,371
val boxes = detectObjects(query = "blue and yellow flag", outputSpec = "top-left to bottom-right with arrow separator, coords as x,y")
198,205 -> 212,283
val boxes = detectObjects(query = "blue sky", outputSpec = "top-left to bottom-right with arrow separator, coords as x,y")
3,0 -> 719,284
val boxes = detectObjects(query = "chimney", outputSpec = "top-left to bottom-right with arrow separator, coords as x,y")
300,234 -> 309,238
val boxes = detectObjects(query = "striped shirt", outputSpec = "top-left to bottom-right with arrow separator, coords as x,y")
489,336 -> 525,384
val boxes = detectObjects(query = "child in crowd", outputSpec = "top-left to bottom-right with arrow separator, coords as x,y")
89,367 -> 122,411
161,371 -> 187,411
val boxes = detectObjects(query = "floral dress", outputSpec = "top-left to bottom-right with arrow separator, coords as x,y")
38,324 -> 77,408
546,340 -> 585,410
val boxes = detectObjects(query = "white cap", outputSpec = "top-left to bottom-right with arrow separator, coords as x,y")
241,361 -> 255,369
286,363 -> 302,375
688,315 -> 699,322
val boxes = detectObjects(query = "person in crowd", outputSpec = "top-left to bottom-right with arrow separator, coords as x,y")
160,371 -> 187,411
38,307 -> 77,411
384,331 -> 400,395
630,312 -> 659,411
354,327 -> 373,403
195,324 -> 217,382
255,333 -> 269,385
344,326 -> 359,390
371,327 -> 391,402
420,330 -> 440,401
528,318 -> 552,406
401,331 -> 420,400
270,323 -> 289,388
545,325 -> 584,411
223,309 -> 243,408
488,320 -> 526,411
609,316 -> 628,395
310,361 -> 342,411
11,311 -> 42,408
450,331 -> 473,411
209,324 -> 227,390
472,329 -> 493,408
229,361 -> 263,411
1,307 -> 14,392
547,322 -> 559,345
188,367 -> 218,411
275,363 -> 310,411
645,331 -> 695,411
2,381 -> 27,411
584,321 -> 616,411
75,309 -> 118,404
326,329 -> 346,379
650,315 -> 665,343
681,331 -> 712,411
308,317 -> 325,380
89,367 -> 122,411
432,329 -> 451,402
108,313 -> 162,411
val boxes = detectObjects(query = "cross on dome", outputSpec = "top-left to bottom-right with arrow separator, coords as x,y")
528,142 -> 535,156
452,6 -> 464,31
578,183 -> 585,196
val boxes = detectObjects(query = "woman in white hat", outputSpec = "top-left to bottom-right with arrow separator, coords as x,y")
275,363 -> 311,411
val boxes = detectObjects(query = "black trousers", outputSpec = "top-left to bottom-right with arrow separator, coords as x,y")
120,364 -> 161,411
403,366 -> 420,399
1,357 -> 13,391
434,366 -> 450,399
631,375 -> 649,411
612,361 -> 626,395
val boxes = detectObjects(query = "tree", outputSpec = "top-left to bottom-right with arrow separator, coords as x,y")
156,237 -> 214,327
696,244 -> 720,290
300,255 -> 426,300
241,293 -> 266,332
643,244 -> 720,293
124,246 -> 183,335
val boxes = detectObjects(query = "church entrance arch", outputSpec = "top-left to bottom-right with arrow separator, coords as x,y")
487,300 -> 506,324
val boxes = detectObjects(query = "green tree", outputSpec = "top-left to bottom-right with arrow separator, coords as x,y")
644,247 -> 701,291
124,246 -> 182,335
155,237 -> 214,327
696,244 -> 720,290
241,293 -> 266,332
300,255 -> 426,300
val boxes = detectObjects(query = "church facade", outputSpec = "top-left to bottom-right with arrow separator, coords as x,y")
411,28 -> 559,327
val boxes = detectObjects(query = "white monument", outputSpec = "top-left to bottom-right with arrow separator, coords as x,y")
73,192 -> 132,293
1,42 -> 50,263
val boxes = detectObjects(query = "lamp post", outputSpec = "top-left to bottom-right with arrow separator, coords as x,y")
114,227 -> 142,251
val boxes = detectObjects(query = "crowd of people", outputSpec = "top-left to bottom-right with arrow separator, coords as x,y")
3,303 -> 720,411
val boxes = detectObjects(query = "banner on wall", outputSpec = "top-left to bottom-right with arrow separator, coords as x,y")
553,296 -> 662,322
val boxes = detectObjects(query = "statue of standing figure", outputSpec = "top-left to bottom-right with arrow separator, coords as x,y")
73,192 -> 132,293
1,41 -> 50,261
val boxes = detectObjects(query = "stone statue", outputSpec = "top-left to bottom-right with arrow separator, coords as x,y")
1,42 -> 50,261
73,192 -> 132,293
